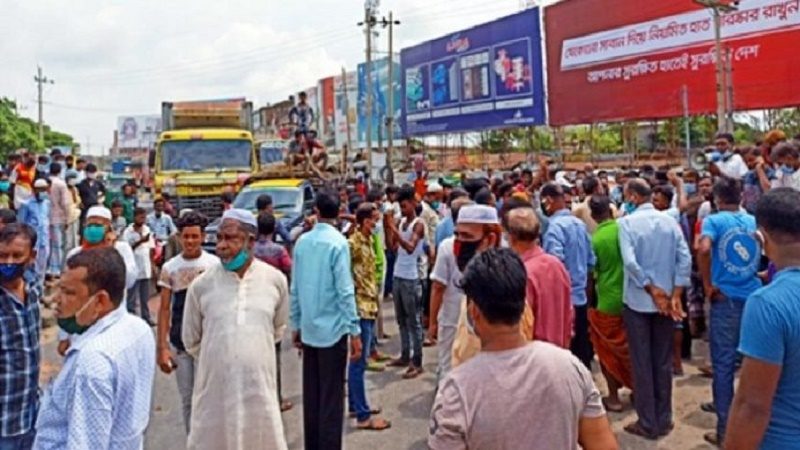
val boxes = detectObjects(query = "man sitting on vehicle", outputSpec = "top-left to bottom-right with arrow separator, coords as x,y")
287,130 -> 328,171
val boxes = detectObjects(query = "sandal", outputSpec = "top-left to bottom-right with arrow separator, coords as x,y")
623,422 -> 658,440
402,366 -> 424,379
387,358 -> 409,368
280,400 -> 293,412
349,407 -> 382,418
602,397 -> 623,413
701,402 -> 716,413
356,417 -> 392,431
703,432 -> 720,446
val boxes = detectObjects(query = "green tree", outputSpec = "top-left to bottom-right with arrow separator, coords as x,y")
0,97 -> 75,158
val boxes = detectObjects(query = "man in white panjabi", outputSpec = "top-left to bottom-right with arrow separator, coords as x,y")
182,209 -> 289,450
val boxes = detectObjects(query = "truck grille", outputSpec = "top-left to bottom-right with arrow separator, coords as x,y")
177,195 -> 224,219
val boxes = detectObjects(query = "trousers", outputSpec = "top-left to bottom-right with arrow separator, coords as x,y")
126,279 -> 152,322
571,304 -> 595,369
348,319 -> 375,422
302,336 -> 348,450
710,296 -> 745,439
392,277 -> 424,367
174,350 -> 195,433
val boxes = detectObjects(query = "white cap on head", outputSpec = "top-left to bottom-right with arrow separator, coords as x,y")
33,179 -> 49,189
179,208 -> 193,219
426,181 -> 443,193
221,208 -> 257,228
86,206 -> 112,221
457,205 -> 499,225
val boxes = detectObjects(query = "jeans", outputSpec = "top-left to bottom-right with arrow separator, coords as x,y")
710,296 -> 745,440
0,430 -> 35,450
392,277 -> 424,367
174,350 -> 195,433
126,279 -> 152,322
623,306 -> 675,437
348,319 -> 375,422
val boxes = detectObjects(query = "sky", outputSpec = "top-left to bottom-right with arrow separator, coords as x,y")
0,0 -> 559,155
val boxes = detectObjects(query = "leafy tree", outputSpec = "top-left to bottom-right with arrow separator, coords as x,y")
0,97 -> 75,158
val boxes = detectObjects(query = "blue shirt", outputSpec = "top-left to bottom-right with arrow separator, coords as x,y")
738,268 -> 800,449
290,222 -> 360,347
146,212 -> 176,242
618,203 -> 692,313
435,216 -> 454,249
542,209 -> 596,306
0,273 -> 41,437
700,211 -> 762,301
34,305 -> 156,450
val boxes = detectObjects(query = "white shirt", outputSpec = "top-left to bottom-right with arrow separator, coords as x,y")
122,225 -> 155,280
430,238 -> 463,328
35,305 -> 155,450
772,169 -> 800,191
715,153 -> 748,180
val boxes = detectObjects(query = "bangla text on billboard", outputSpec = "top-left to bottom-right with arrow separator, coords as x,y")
401,8 -> 546,136
546,0 -> 800,125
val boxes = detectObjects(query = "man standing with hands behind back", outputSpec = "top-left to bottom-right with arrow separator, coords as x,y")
291,190 -> 361,450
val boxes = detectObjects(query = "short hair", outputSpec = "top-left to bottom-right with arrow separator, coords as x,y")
315,189 -> 340,219
177,211 -> 208,231
110,200 -> 123,209
0,209 -> 17,225
85,163 -> 98,173
447,188 -> 468,208
348,195 -> 364,215
589,195 -> 612,220
397,186 -> 416,204
355,203 -> 377,225
463,178 -> 489,199
257,212 -> 276,236
77,158 -> 86,164
0,223 -> 37,248
66,247 -> 126,307
459,248 -> 527,326
450,198 -> 474,224
49,162 -> 62,176
366,188 -> 383,203
716,132 -> 735,144
256,194 -> 273,211
540,182 -> 564,199
221,192 -> 235,204
772,142 -> 799,160
712,176 -> 742,205
506,207 -> 540,242
133,207 -> 147,216
474,188 -> 494,206
653,185 -> 675,204
497,182 -> 514,199
626,178 -> 652,199
756,188 -> 800,243
153,197 -> 165,206
582,177 -> 600,195
385,185 -> 399,196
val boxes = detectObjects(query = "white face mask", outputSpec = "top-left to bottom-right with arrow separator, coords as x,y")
67,179 -> 77,187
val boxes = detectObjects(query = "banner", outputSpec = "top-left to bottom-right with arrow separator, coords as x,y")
117,115 -> 162,149
546,0 -> 800,125
334,71 -> 358,150
401,8 -> 546,136
319,77 -> 336,147
357,56 -> 404,148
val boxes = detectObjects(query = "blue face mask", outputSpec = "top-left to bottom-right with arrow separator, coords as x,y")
623,201 -> 637,215
0,262 -> 26,281
781,165 -> 796,176
222,249 -> 250,272
82,224 -> 107,245
0,181 -> 9,193
684,183 -> 697,196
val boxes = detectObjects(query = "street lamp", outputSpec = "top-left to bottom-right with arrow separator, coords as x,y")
693,0 -> 738,133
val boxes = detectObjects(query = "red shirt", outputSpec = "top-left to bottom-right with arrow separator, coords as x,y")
521,246 -> 574,349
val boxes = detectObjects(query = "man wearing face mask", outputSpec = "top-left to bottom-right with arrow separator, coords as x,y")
76,164 -> 106,228
540,182 -> 597,370
771,141 -> 800,191
726,188 -> 800,450
18,179 -> 51,277
182,208 -> 289,450
617,179 -> 692,440
0,224 -> 42,450
34,247 -> 155,449
57,206 -> 137,356
710,133 -> 748,180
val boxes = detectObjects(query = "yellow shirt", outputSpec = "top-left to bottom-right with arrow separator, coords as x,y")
349,231 -> 379,319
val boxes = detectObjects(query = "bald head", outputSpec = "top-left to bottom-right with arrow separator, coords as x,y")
506,207 -> 540,242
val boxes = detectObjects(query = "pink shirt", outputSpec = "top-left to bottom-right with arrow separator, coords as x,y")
521,246 -> 574,349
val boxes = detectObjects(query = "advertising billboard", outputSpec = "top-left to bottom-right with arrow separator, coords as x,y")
545,0 -> 800,125
334,71 -> 358,150
401,8 -> 546,136
357,56 -> 404,148
319,77 -> 336,147
117,115 -> 161,149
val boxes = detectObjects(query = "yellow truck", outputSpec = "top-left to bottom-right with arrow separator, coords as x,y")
151,98 -> 258,218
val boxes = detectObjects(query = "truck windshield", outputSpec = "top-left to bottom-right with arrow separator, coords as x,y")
161,140 -> 252,171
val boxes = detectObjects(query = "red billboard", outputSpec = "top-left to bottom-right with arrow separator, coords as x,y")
545,0 -> 800,125
319,77 -> 335,146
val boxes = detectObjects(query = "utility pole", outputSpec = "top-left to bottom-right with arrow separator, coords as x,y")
341,67 -> 353,177
694,0 -> 737,133
34,66 -> 54,144
725,47 -> 735,133
358,2 -> 378,181
682,85 -> 691,165
380,12 -> 400,184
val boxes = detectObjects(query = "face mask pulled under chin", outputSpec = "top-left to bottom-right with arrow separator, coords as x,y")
57,294 -> 99,335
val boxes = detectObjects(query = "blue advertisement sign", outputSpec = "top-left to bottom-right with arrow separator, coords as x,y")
400,8 -> 545,136
357,56 -> 403,148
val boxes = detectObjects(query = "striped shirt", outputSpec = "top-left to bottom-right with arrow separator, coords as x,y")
0,271 -> 42,437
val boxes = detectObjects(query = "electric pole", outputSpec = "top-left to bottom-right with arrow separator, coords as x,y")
358,2 -> 378,181
379,12 -> 400,184
694,0 -> 737,133
34,66 -> 55,144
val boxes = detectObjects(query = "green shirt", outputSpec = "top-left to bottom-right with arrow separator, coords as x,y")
591,220 -> 625,315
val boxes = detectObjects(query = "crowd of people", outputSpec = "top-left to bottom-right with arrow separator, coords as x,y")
1,130 -> 800,450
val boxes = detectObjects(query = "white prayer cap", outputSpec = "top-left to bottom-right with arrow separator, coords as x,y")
86,206 -> 112,221
221,208 -> 257,228
33,179 -> 49,189
426,181 -> 443,193
457,205 -> 499,225
179,208 -> 193,219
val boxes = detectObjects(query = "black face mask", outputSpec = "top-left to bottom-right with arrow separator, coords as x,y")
455,239 -> 482,272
